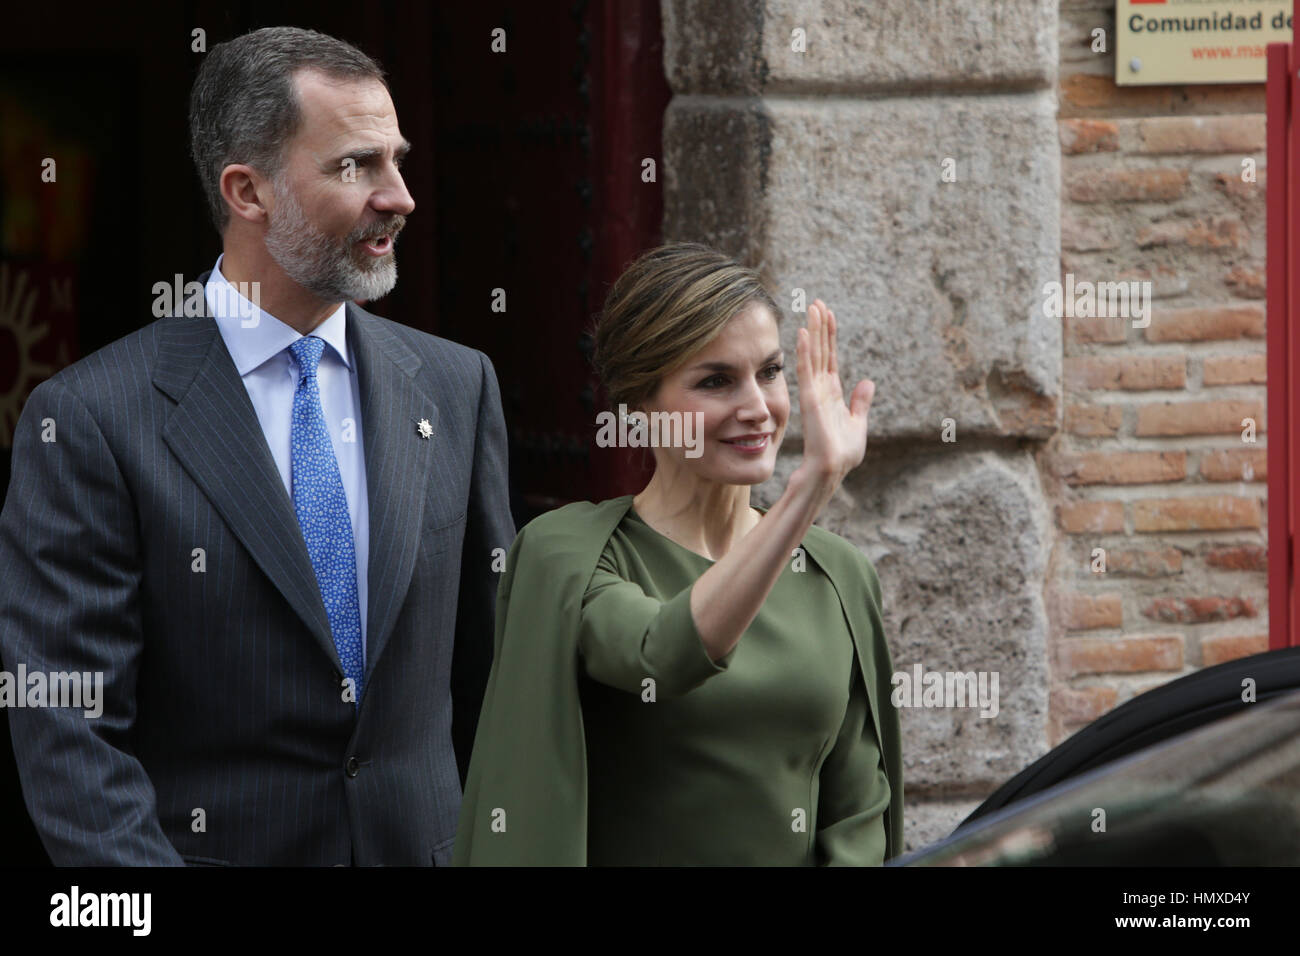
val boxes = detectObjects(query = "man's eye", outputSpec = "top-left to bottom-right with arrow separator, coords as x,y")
762,364 -> 783,379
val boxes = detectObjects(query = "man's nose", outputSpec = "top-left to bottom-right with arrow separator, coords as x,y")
374,169 -> 415,216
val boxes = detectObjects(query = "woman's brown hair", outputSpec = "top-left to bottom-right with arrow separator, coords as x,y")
590,242 -> 783,413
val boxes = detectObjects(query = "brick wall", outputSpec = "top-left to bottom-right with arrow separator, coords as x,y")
1047,0 -> 1270,745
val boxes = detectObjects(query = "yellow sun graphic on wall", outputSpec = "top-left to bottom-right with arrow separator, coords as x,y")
0,262 -> 57,446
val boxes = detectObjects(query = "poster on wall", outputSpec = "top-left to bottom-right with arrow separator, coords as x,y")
1116,0 -> 1293,84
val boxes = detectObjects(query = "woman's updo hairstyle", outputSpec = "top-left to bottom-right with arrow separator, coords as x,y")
591,242 -> 783,414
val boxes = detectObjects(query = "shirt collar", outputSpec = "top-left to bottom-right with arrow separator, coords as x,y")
206,253 -> 351,376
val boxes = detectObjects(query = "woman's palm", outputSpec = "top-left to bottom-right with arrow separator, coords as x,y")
796,299 -> 874,479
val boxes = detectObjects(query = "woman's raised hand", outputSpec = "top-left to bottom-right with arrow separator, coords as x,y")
686,299 -> 875,662
795,298 -> 874,486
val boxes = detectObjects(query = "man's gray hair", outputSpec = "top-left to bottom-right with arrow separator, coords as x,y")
189,26 -> 387,232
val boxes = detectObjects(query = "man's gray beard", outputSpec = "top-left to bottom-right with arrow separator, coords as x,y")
264,177 -> 398,303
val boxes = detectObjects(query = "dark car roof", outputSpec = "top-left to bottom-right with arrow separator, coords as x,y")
959,646 -> 1300,827
892,675 -> 1300,865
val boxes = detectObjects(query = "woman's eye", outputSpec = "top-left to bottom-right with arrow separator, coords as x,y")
699,366 -> 782,388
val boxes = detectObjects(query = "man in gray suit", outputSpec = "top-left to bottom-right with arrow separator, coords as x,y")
0,27 -> 514,865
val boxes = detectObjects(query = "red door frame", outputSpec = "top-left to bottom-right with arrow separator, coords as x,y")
1267,42 -> 1300,649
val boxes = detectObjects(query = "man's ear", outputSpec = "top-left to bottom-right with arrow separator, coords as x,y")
219,163 -> 273,225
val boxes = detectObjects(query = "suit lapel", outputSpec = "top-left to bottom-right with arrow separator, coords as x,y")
153,301 -> 442,697
155,313 -> 341,672
345,304 -> 439,687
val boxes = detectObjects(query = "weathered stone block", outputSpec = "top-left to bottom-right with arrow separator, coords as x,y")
663,0 -> 1058,94
665,92 -> 1062,440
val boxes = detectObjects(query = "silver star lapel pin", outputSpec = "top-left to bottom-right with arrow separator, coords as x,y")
416,418 -> 433,440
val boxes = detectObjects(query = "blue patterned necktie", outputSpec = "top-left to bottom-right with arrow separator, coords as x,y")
288,335 -> 364,707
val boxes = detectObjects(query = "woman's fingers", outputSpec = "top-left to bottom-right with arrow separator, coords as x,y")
808,300 -> 821,376
796,326 -> 811,394
821,303 -> 830,377
805,299 -> 850,395
851,379 -> 875,421
827,307 -> 838,379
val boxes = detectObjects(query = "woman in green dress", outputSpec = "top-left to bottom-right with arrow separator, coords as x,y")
453,242 -> 902,866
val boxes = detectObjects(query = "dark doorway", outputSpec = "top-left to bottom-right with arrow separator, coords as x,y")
0,0 -> 669,866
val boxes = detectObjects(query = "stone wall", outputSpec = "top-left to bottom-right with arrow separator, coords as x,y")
660,0 -> 1062,852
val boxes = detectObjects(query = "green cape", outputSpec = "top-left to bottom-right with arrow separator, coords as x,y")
452,494 -> 903,865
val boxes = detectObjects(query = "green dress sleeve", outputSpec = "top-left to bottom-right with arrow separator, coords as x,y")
578,549 -> 738,697
814,660 -> 892,866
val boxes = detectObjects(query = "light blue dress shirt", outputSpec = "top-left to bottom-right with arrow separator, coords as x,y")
205,254 -> 370,660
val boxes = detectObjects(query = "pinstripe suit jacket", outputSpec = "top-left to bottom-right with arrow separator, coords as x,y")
0,288 -> 515,865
